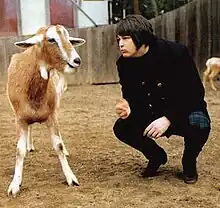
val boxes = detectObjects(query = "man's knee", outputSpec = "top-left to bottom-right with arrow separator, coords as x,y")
113,118 -> 137,142
184,111 -> 211,152
188,111 -> 211,131
113,118 -> 128,140
113,119 -> 121,138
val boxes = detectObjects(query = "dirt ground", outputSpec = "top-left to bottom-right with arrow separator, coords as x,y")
0,78 -> 219,208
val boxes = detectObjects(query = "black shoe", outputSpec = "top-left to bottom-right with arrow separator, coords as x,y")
182,161 -> 198,184
183,173 -> 198,184
142,155 -> 167,178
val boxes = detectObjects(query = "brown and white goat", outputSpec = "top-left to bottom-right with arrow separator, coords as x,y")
203,57 -> 220,91
7,25 -> 85,197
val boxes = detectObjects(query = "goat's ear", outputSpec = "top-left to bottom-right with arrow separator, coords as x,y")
14,34 -> 43,49
69,37 -> 86,47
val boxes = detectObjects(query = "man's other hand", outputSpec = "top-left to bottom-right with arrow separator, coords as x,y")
115,98 -> 131,119
143,116 -> 171,139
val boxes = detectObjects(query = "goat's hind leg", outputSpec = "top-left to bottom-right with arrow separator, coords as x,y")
8,122 -> 28,197
203,67 -> 210,89
46,115 -> 78,186
27,125 -> 35,152
209,70 -> 219,91
58,131 -> 69,156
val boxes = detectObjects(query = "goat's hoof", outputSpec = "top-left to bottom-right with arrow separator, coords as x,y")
8,183 -> 20,198
63,149 -> 69,156
64,152 -> 69,157
72,181 -> 79,186
66,173 -> 79,186
27,147 -> 35,152
67,178 -> 79,186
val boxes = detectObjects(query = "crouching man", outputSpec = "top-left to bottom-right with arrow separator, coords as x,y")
113,15 -> 211,184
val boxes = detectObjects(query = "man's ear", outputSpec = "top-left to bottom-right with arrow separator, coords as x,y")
69,37 -> 86,47
14,34 -> 43,49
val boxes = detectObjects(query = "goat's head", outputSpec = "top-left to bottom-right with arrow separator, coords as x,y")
14,25 -> 86,79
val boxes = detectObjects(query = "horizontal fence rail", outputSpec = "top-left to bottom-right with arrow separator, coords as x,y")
0,0 -> 219,85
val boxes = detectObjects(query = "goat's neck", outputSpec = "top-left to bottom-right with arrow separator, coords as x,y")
25,48 -> 50,104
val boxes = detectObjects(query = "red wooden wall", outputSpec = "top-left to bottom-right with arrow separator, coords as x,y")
50,0 -> 76,28
0,0 -> 18,36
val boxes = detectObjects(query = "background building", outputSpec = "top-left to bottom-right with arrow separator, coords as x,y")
0,0 -> 109,36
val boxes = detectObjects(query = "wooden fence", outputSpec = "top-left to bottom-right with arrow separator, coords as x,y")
151,0 -> 220,72
0,0 -> 219,85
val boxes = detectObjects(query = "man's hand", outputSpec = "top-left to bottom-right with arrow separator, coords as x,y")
143,116 -> 171,139
115,98 -> 131,119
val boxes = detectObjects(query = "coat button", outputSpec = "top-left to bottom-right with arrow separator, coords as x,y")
147,93 -> 151,96
157,82 -> 162,87
141,81 -> 145,86
149,104 -> 152,107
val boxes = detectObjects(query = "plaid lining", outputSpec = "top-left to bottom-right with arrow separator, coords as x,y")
188,111 -> 210,129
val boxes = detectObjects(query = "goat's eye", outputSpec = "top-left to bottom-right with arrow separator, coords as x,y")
48,38 -> 56,44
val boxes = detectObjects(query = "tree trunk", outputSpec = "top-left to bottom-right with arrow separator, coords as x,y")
150,0 -> 158,16
133,0 -> 140,14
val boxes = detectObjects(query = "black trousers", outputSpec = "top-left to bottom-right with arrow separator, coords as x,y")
113,113 -> 211,172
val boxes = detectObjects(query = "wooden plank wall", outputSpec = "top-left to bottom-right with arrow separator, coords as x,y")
0,0 -> 219,84
151,0 -> 220,71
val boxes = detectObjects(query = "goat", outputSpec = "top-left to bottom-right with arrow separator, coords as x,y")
203,57 -> 220,91
7,25 -> 85,197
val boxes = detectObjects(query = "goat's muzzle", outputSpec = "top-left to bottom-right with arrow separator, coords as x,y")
67,58 -> 81,68
67,62 -> 74,68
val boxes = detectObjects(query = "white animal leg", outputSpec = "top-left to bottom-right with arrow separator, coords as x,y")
27,125 -> 35,152
209,70 -> 218,91
46,115 -> 78,186
203,67 -> 210,89
8,122 -> 28,197
58,131 -> 69,156
53,112 -> 69,156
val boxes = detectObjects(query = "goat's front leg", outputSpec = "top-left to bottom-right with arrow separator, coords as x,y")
46,115 -> 78,186
27,125 -> 35,152
8,121 -> 28,197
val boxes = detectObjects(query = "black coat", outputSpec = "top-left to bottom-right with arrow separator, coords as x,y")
116,38 -> 209,126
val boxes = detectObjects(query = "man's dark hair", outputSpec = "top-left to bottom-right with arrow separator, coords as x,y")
116,15 -> 155,50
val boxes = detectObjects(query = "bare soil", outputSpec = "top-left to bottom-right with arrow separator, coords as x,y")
0,79 -> 220,208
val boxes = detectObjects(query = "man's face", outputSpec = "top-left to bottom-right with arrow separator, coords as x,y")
117,35 -> 137,57
117,35 -> 147,58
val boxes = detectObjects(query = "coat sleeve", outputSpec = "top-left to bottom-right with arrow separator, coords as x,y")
116,59 -> 131,102
162,45 -> 204,124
